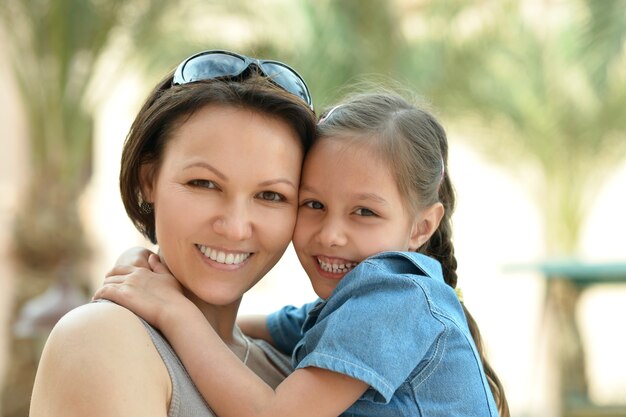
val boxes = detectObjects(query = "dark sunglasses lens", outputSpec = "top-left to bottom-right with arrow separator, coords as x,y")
261,63 -> 311,105
180,53 -> 247,83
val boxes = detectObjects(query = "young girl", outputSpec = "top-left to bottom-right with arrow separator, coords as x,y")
97,91 -> 509,417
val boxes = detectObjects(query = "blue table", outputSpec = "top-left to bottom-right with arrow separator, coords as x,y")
509,260 -> 626,417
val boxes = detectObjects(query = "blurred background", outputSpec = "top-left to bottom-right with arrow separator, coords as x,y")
1,0 -> 625,416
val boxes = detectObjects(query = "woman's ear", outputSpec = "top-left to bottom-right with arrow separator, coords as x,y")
408,202 -> 444,251
139,163 -> 156,203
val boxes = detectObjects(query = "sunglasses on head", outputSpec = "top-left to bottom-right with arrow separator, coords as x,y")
172,50 -> 313,110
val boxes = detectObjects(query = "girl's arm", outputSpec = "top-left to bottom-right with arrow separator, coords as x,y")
170,302 -> 368,417
95,255 -> 369,417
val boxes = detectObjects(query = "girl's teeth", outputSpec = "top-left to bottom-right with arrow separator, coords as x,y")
198,245 -> 250,265
317,258 -> 356,273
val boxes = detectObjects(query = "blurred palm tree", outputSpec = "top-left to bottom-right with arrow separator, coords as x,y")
235,0 -> 410,108
414,0 -> 625,256
0,0 -> 260,415
395,0 -> 626,412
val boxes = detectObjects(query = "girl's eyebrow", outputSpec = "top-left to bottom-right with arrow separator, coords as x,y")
300,184 -> 389,206
184,162 -> 296,189
299,184 -> 317,194
353,192 -> 389,206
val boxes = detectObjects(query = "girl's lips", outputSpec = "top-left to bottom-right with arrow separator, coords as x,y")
315,255 -> 358,278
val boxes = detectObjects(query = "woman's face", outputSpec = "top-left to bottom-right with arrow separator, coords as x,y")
144,104 -> 303,307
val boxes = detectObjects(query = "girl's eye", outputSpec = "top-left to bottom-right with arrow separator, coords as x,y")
257,191 -> 285,202
355,207 -> 377,217
304,200 -> 324,210
189,179 -> 217,189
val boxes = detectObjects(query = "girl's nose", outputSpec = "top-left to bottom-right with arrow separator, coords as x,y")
316,216 -> 347,247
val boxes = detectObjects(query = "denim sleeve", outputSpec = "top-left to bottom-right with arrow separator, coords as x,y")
294,259 -> 445,404
267,301 -> 319,355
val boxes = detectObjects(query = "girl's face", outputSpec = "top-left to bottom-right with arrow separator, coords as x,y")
144,105 -> 303,308
293,137 -> 442,299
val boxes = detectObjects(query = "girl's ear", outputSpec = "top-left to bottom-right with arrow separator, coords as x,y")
408,202 -> 444,251
139,163 -> 157,203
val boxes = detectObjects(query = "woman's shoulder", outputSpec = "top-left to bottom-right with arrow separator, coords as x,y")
56,299 -> 144,328
30,301 -> 170,417
47,301 -> 157,351
48,300 -> 168,376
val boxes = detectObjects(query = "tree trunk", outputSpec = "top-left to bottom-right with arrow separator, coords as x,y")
548,279 -> 589,412
1,184 -> 90,417
543,176 -> 590,416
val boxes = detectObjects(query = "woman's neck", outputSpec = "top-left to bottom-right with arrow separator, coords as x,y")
182,287 -> 242,344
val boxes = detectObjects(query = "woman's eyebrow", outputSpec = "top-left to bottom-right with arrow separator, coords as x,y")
259,179 -> 297,190
184,162 -> 296,189
183,162 -> 227,181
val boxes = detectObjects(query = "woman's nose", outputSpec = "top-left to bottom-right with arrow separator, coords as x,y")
212,202 -> 253,241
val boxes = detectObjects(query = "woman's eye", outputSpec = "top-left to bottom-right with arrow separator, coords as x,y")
304,200 -> 324,210
355,207 -> 377,217
257,191 -> 285,202
189,179 -> 217,189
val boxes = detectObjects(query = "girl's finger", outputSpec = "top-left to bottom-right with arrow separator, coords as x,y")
105,264 -> 135,278
93,283 -> 121,302
102,275 -> 129,285
148,254 -> 171,274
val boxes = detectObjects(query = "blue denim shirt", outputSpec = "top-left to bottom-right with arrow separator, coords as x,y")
267,251 -> 499,417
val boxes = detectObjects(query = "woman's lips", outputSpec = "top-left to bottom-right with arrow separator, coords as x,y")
196,244 -> 252,265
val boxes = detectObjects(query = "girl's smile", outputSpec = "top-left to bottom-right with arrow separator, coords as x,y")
315,255 -> 359,278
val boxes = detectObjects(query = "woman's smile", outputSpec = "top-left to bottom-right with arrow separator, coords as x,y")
196,244 -> 252,266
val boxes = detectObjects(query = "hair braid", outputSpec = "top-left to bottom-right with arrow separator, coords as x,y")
464,306 -> 511,417
423,169 -> 510,417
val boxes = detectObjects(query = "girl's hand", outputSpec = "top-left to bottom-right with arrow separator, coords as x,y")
105,246 -> 155,278
94,254 -> 189,330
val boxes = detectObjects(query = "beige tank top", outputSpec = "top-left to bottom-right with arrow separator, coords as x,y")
141,319 -> 292,417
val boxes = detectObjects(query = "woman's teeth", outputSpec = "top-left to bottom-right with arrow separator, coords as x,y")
197,245 -> 251,265
317,258 -> 357,274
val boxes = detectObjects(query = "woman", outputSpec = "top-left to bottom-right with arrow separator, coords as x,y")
29,50 -> 316,417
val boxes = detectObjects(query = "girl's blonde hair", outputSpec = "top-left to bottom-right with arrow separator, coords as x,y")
317,91 -> 510,417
